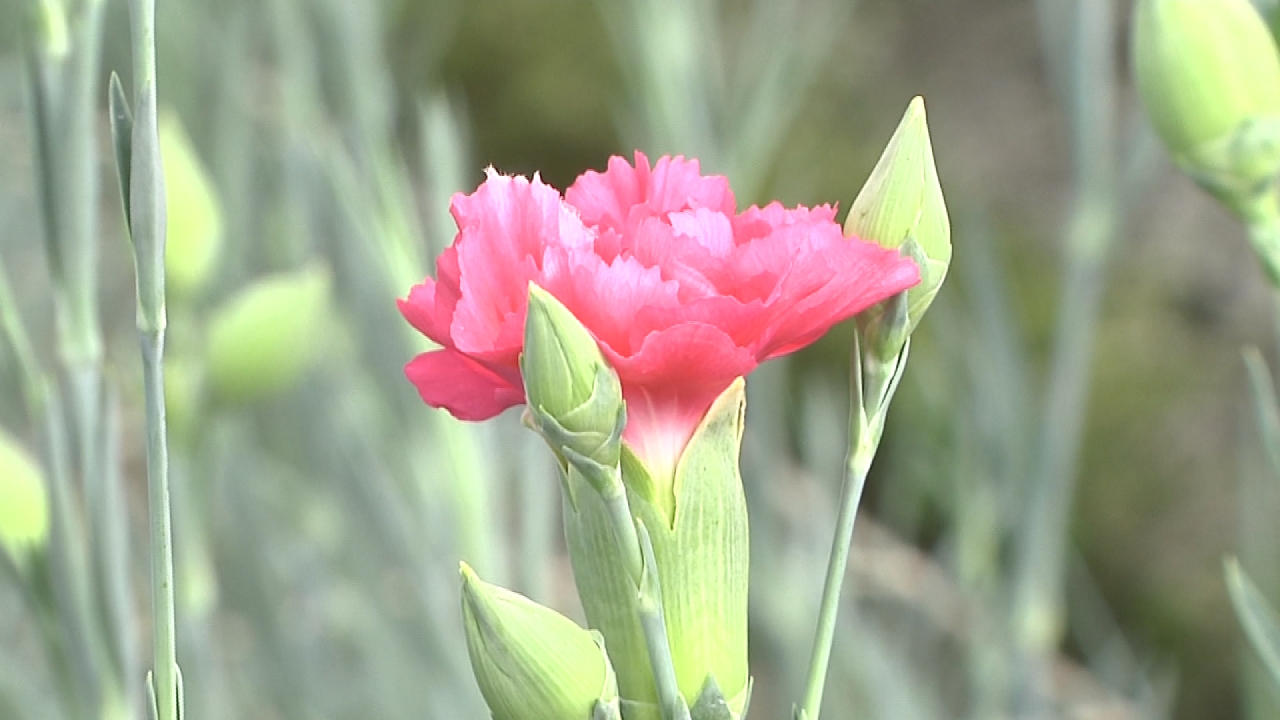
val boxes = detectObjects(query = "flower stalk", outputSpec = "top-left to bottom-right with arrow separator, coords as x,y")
113,0 -> 181,716
797,332 -> 910,720
635,520 -> 692,720
798,95 -> 947,720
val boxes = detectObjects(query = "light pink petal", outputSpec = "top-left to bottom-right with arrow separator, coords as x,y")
404,349 -> 525,421
448,171 -> 593,355
733,202 -> 839,244
625,217 -> 722,297
566,152 -> 736,235
642,154 -> 736,217
667,208 -> 735,257
541,247 -> 682,357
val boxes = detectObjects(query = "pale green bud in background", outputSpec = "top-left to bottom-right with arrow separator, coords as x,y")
36,0 -> 69,57
460,563 -> 619,720
160,108 -> 223,300
521,284 -> 626,482
1133,0 -> 1280,197
206,263 -> 331,404
845,97 -> 951,334
0,428 -> 49,565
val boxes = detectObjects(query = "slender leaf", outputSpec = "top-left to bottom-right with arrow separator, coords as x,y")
1225,558 -> 1280,689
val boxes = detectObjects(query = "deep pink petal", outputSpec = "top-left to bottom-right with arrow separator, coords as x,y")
753,233 -> 920,358
397,247 -> 462,345
404,349 -> 525,421
608,323 -> 759,476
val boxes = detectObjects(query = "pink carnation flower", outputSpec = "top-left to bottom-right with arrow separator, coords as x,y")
399,152 -> 919,476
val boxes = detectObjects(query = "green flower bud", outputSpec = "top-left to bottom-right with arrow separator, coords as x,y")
160,108 -> 223,300
563,380 -> 750,720
0,429 -> 48,564
206,263 -> 331,404
521,284 -> 626,476
460,563 -> 619,720
1133,0 -> 1280,194
846,97 -> 951,333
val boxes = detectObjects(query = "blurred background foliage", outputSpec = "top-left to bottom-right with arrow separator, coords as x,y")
1,0 -> 1278,719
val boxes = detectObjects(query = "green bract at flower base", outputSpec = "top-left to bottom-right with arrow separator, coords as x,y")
521,283 -> 626,488
205,263 -> 331,404
0,428 -> 49,567
564,379 -> 750,720
845,96 -> 950,336
1133,0 -> 1280,205
460,563 -> 620,720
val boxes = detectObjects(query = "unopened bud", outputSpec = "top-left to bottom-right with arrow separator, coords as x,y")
460,563 -> 618,720
846,97 -> 950,332
521,284 -> 625,477
1133,0 -> 1280,196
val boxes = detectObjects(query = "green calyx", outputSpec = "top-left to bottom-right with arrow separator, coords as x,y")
460,563 -> 619,720
521,284 -> 626,482
0,429 -> 49,564
563,379 -> 751,720
845,97 -> 951,333
1133,0 -> 1280,197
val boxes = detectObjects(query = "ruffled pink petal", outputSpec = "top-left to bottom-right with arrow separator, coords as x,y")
540,246 -> 683,358
625,217 -> 722,297
404,349 -> 525,421
397,247 -> 462,345
566,152 -> 736,235
448,170 -> 594,355
750,230 -> 920,359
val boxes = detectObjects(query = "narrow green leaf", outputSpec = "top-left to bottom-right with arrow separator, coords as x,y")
1242,348 -> 1280,479
1225,558 -> 1280,688
128,80 -> 167,331
23,43 -> 64,284
108,72 -> 134,230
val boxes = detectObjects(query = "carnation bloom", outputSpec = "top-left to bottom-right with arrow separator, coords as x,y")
399,152 -> 919,478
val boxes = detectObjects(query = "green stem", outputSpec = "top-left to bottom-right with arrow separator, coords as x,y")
797,422 -> 876,720
602,486 -> 644,584
585,461 -> 682,720
634,520 -> 691,720
798,338 -> 909,720
141,328 -> 177,720
125,0 -> 177,716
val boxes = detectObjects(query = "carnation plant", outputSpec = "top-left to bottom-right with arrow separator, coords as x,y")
6,0 -> 1263,717
399,115 -> 948,718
